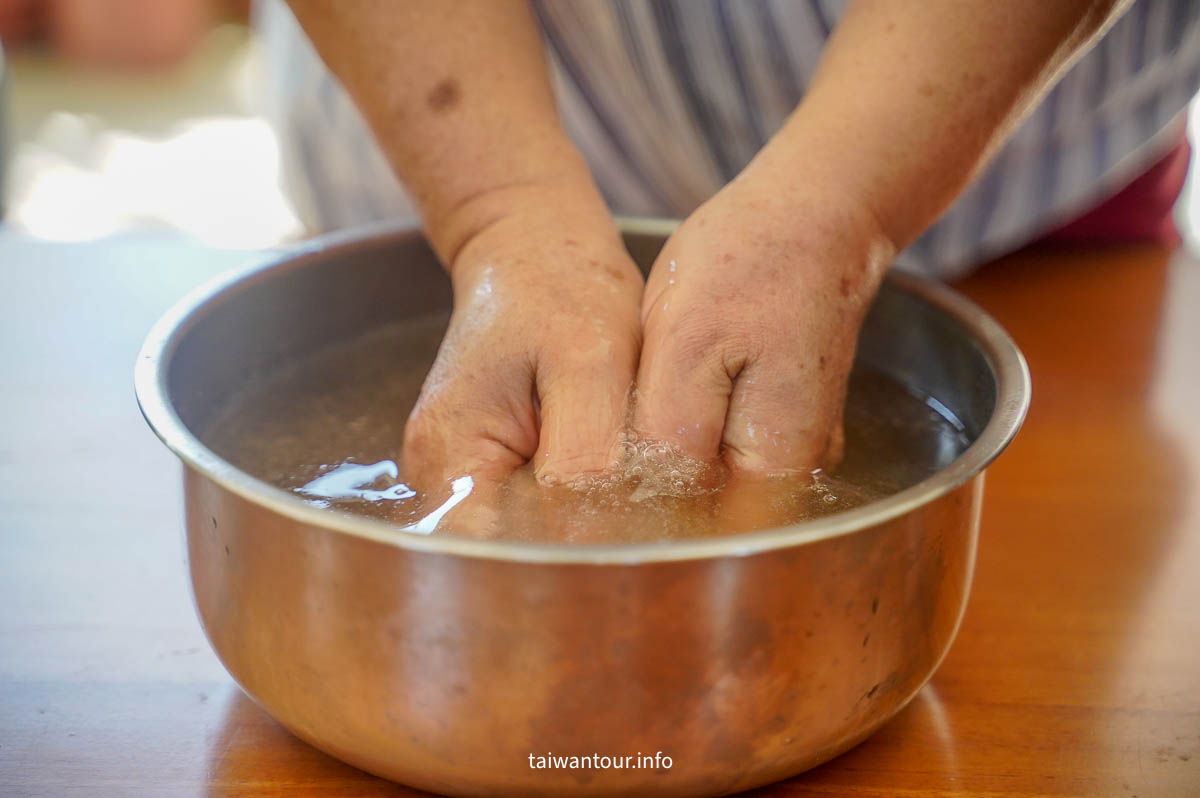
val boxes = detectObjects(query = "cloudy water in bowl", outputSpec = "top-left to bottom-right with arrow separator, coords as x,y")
203,313 -> 970,543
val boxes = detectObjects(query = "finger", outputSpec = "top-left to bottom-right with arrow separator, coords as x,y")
401,396 -> 530,539
498,469 -> 593,542
402,369 -> 539,492
716,470 -> 805,533
632,314 -> 733,461
722,347 -> 851,473
423,472 -> 507,539
403,404 -> 534,485
533,339 -> 638,483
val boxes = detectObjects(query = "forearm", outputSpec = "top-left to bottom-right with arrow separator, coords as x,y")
286,0 -> 602,266
747,0 -> 1129,251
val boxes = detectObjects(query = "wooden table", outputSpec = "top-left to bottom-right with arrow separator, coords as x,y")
1,231 -> 1197,797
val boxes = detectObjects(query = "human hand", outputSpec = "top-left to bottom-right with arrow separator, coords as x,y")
402,187 -> 644,523
634,168 -> 895,474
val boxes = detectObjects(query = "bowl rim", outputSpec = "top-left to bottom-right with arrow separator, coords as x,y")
134,218 -> 1030,565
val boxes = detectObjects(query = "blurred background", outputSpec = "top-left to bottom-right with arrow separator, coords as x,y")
0,0 -> 301,249
2,0 -> 1200,253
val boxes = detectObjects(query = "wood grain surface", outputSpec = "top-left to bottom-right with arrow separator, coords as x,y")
1,232 -> 1197,797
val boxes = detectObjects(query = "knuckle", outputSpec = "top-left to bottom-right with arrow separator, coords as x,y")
402,403 -> 442,458
665,314 -> 730,364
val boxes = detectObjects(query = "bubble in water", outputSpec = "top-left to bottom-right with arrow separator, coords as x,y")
567,432 -> 728,513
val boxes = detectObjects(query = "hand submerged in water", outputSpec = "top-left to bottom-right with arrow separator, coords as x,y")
405,167 -> 895,537
634,168 -> 895,474
402,186 -> 644,520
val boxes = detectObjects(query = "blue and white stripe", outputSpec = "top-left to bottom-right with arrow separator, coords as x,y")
257,0 -> 1200,277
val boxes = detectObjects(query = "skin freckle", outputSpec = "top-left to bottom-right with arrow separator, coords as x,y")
839,277 -> 852,298
426,78 -> 461,112
722,252 -> 735,265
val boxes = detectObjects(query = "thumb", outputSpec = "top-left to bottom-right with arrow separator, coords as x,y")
632,318 -> 734,461
533,348 -> 637,483
721,350 -> 849,473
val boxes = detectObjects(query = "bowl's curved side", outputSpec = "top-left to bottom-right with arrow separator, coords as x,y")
136,222 -> 1029,566
185,465 -> 981,797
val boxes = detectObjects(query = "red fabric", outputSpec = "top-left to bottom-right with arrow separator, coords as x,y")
1037,135 -> 1192,248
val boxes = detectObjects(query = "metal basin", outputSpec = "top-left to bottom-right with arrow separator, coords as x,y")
135,220 -> 1029,797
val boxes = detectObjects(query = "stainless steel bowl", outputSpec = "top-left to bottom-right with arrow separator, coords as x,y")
135,220 -> 1029,797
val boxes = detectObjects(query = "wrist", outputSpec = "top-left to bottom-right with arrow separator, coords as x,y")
730,150 -> 897,291
421,143 -> 609,269
435,175 -> 629,288
745,104 -> 928,255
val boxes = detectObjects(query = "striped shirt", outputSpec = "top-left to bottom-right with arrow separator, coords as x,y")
257,0 -> 1200,278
